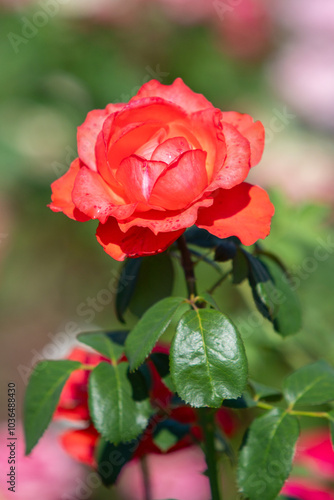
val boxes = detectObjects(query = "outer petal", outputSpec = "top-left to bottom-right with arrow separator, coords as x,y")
196,183 -> 275,245
49,159 -> 90,222
149,150 -> 208,210
72,166 -> 136,223
131,78 -> 214,113
206,122 -> 251,191
221,112 -> 265,167
96,218 -> 184,261
118,197 -> 214,235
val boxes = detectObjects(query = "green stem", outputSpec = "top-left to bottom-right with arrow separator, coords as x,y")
198,408 -> 222,500
256,401 -> 330,419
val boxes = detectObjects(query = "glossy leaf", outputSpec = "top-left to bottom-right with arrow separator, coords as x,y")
115,258 -> 142,323
129,253 -> 174,318
24,360 -> 81,454
238,409 -> 300,500
260,256 -> 302,336
170,309 -> 248,407
89,362 -> 151,443
125,297 -> 186,371
78,331 -> 124,361
283,360 -> 334,408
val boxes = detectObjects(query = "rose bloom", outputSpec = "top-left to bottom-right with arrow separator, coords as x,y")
49,78 -> 274,261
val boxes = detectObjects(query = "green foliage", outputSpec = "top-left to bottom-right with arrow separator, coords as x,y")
260,256 -> 302,336
238,409 -> 300,500
249,380 -> 282,402
328,410 -> 334,451
129,253 -> 175,318
125,297 -> 186,370
283,360 -> 334,408
116,258 -> 142,323
170,309 -> 248,407
89,361 -> 152,444
24,360 -> 81,454
96,437 -> 137,486
77,331 -> 124,361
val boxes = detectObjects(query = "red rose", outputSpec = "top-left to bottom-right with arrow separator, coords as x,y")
49,78 -> 274,261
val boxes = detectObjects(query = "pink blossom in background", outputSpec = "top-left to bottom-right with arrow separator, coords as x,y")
117,446 -> 211,500
248,134 -> 334,203
281,429 -> 334,499
215,0 -> 271,59
282,479 -> 334,500
269,41 -> 334,131
293,429 -> 334,480
0,423 -> 84,500
271,0 -> 334,38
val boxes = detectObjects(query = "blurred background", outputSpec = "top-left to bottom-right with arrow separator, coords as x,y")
0,0 -> 334,499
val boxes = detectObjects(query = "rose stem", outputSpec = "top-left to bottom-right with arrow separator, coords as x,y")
177,234 -> 198,298
198,408 -> 222,500
140,456 -> 152,500
176,235 -> 222,500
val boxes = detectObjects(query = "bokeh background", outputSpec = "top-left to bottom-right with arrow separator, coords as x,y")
1,1 -> 334,499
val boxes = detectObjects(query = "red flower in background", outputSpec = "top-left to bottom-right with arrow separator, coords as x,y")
55,346 -> 238,469
49,78 -> 274,261
281,429 -> 334,500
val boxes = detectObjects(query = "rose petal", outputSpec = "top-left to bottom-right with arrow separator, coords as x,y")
116,156 -> 167,203
77,104 -> 123,171
221,111 -> 265,167
196,183 -> 275,245
72,166 -> 136,223
60,426 -> 99,467
49,159 -> 90,222
96,218 -> 184,261
118,196 -> 214,235
206,122 -> 251,192
151,136 -> 191,163
132,78 -> 214,113
149,150 -> 208,210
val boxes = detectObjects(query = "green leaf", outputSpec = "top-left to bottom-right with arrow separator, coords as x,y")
115,258 -> 142,323
129,253 -> 174,318
238,409 -> 300,500
170,309 -> 248,407
232,247 -> 249,284
96,437 -> 137,486
24,360 -> 81,454
283,360 -> 334,408
198,292 -> 220,310
260,256 -> 302,336
328,410 -> 334,451
249,380 -> 282,402
89,361 -> 151,443
247,253 -> 280,320
78,332 -> 124,361
125,297 -> 186,371
214,238 -> 237,262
